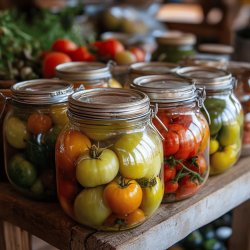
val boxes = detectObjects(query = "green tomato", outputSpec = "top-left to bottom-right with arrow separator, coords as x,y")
204,98 -> 226,114
209,139 -> 219,155
74,186 -> 111,227
31,179 -> 44,195
114,50 -> 136,65
210,145 -> 238,175
4,116 -> 30,149
8,155 -> 37,188
76,148 -> 119,188
140,177 -> 164,216
113,132 -> 161,179
50,105 -> 68,126
218,122 -> 240,146
209,112 -> 222,136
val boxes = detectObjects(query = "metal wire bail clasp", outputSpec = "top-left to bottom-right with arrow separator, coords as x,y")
196,87 -> 211,125
150,103 -> 168,141
0,92 -> 11,120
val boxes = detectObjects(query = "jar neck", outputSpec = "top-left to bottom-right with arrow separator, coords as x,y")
205,88 -> 233,96
154,100 -> 199,111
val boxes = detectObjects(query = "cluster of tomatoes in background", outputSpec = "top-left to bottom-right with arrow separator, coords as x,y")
42,38 -> 146,78
153,110 -> 209,201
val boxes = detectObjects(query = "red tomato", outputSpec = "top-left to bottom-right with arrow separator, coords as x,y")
176,176 -> 199,199
164,164 -> 176,181
170,114 -> 193,128
153,111 -> 170,132
42,52 -> 71,78
164,181 -> 178,194
69,46 -> 96,62
92,39 -> 125,59
162,129 -> 180,157
169,124 -> 196,160
129,47 -> 146,62
52,38 -> 77,54
186,155 -> 207,175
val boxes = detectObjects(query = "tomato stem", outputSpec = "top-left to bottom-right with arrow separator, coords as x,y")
166,156 -> 204,183
137,177 -> 157,188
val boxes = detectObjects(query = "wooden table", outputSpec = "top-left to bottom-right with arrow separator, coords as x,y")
0,156 -> 250,250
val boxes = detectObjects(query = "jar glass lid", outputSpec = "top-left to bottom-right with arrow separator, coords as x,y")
176,66 -> 233,90
130,62 -> 179,75
68,88 -> 150,120
131,74 -> 196,103
11,79 -> 74,104
56,62 -> 111,80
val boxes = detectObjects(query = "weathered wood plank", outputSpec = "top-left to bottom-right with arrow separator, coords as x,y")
0,156 -> 249,250
0,185 -> 77,250
3,222 -> 31,250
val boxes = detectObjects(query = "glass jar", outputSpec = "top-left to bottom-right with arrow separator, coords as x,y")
177,66 -> 243,175
131,75 -> 210,202
126,61 -> 179,88
55,88 -> 164,231
151,32 -> 196,63
56,62 -> 111,89
3,79 -> 74,200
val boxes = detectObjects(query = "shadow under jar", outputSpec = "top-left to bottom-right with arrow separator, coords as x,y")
131,75 -> 210,202
3,79 -> 74,200
55,88 -> 164,231
177,66 -> 243,175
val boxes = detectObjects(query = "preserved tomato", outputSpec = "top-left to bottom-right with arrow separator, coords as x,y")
177,66 -> 243,175
55,89 -> 164,230
3,79 -> 74,200
131,75 -> 209,202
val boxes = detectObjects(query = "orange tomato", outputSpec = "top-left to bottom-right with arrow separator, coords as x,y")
129,47 -> 146,62
104,209 -> 145,228
55,129 -> 91,175
197,114 -> 210,153
27,113 -> 53,134
103,178 -> 142,215
126,209 -> 145,225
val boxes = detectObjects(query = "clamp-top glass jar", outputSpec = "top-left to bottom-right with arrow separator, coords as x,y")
131,75 -> 210,202
56,62 -> 111,89
126,61 -> 179,88
151,32 -> 196,63
55,88 -> 164,230
177,66 -> 243,175
3,79 -> 74,200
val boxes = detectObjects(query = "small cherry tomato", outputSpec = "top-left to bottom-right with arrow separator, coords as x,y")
69,46 -> 96,62
128,47 -> 146,62
103,178 -> 142,215
92,39 -> 124,59
27,113 -> 52,135
164,164 -> 176,181
162,129 -> 180,157
186,155 -> 207,175
52,38 -> 77,54
42,52 -> 71,78
176,176 -> 199,199
164,180 -> 178,194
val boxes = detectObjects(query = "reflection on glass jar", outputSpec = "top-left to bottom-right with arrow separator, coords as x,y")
3,79 -> 74,200
177,66 -> 243,175
56,62 -> 111,89
131,75 -> 210,202
55,88 -> 164,231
